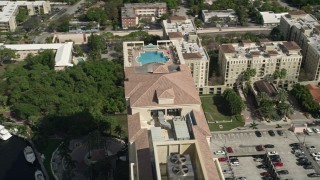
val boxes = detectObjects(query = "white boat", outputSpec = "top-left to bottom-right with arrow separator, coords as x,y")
35,170 -> 45,180
24,146 -> 36,164
0,125 -> 12,140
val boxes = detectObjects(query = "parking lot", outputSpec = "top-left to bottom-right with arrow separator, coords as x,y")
211,129 -> 318,179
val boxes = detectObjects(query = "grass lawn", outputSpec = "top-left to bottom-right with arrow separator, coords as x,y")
37,139 -> 62,180
201,96 -> 244,131
110,114 -> 128,138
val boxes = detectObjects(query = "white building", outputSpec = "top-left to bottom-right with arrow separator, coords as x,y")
279,10 -> 320,81
163,16 -> 210,89
259,11 -> 288,26
1,42 -> 74,70
201,9 -> 237,23
0,1 -> 51,32
219,40 -> 302,89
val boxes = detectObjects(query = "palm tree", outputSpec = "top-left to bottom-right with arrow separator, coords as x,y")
257,92 -> 271,104
260,101 -> 277,120
249,122 -> 258,129
276,89 -> 288,102
277,102 -> 293,118
114,125 -> 123,138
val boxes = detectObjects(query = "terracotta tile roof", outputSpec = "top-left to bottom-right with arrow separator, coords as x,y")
168,32 -> 183,39
133,129 -> 153,180
182,52 -> 202,59
288,10 -> 306,16
268,50 -> 278,56
128,113 -> 141,142
283,41 -> 301,50
169,16 -> 187,21
192,108 -> 211,137
254,80 -> 277,97
157,88 -> 175,99
306,84 -> 320,103
192,127 -> 220,180
124,65 -> 201,107
220,44 -> 235,53
250,51 -> 260,56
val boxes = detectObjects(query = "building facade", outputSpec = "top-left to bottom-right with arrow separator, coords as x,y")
279,10 -> 320,81
121,3 -> 167,28
201,9 -> 237,23
219,40 -> 302,89
0,1 -> 51,32
163,16 -> 210,89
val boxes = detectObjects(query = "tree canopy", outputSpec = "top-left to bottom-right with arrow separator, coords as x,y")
291,84 -> 319,115
223,89 -> 244,115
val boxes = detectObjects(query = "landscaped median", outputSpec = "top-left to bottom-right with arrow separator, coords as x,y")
200,95 -> 245,131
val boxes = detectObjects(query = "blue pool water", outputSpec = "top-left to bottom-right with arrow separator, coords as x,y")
137,51 -> 168,65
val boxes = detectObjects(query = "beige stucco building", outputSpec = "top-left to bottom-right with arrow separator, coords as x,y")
279,10 -> 320,81
0,1 -> 51,32
123,40 -> 222,180
219,40 -> 302,89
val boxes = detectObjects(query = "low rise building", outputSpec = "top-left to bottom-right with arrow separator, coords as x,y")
259,11 -> 288,26
123,40 -> 221,180
201,9 -> 237,23
121,3 -> 167,28
279,10 -> 320,81
163,16 -> 210,89
219,40 -> 302,89
0,42 -> 73,70
0,1 -> 51,32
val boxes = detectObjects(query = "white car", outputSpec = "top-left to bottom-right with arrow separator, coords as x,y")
143,26 -> 150,29
314,156 -> 320,161
214,150 -> 226,155
313,128 -> 320,134
308,146 -> 317,150
312,152 -> 320,157
267,151 -> 278,156
230,161 -> 239,166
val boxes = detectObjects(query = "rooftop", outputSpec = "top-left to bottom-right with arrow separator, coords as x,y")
254,80 -> 277,97
0,1 -> 47,22
220,41 -> 302,60
202,9 -> 237,18
121,3 -> 166,18
259,11 -> 288,24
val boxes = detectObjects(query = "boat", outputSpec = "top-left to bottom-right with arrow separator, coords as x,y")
24,146 -> 36,164
35,170 -> 45,180
0,125 -> 12,141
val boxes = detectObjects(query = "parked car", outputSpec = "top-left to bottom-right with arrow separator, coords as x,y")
223,169 -> 232,174
304,165 -> 314,169
299,161 -> 312,166
308,146 -> 317,150
218,157 -> 229,162
214,150 -> 225,155
268,130 -> 275,136
255,130 -> 262,137
262,177 -> 275,180
230,161 -> 239,166
308,173 -> 320,177
256,145 -> 265,151
143,25 -> 150,29
313,128 -> 320,133
260,172 -> 272,176
290,143 -> 301,147
273,162 -> 283,167
257,164 -> 268,169
267,151 -> 278,156
296,154 -> 307,158
227,147 -> 234,153
314,156 -> 320,161
264,144 -> 275,148
277,170 -> 289,175
277,130 -> 284,136
312,152 -> 320,157
254,158 -> 264,162
236,177 -> 247,180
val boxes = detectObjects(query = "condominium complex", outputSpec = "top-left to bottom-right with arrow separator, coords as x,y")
163,16 -> 210,89
0,1 -> 51,32
123,40 -> 221,180
279,10 -> 320,81
121,3 -> 167,28
219,40 -> 302,88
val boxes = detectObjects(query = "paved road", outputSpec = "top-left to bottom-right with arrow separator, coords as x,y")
276,0 -> 298,10
197,27 -> 272,34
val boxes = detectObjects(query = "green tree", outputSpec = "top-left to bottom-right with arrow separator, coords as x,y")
277,102 -> 293,117
301,4 -> 313,14
86,7 -> 107,25
243,69 -> 256,82
0,47 -> 16,66
223,89 -> 244,115
114,124 -> 123,138
16,7 -> 29,23
276,89 -> 288,103
260,100 -> 276,120
85,130 -> 101,158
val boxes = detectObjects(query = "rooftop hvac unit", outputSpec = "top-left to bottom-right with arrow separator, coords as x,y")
167,154 -> 195,180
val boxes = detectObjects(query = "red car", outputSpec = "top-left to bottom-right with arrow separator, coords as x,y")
260,172 -> 272,176
256,145 -> 265,151
227,147 -> 234,153
218,157 -> 229,162
273,162 -> 284,167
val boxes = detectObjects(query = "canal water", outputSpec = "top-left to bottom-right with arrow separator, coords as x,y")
0,136 -> 40,180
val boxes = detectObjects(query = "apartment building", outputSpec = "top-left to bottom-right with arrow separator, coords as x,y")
219,40 -> 302,89
121,3 -> 167,28
163,16 -> 210,88
279,10 -> 320,81
259,11 -> 288,26
0,1 -> 51,32
123,40 -> 222,180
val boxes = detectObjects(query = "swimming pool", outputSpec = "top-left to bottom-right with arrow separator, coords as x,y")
137,51 -> 168,65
